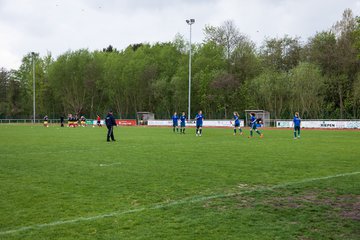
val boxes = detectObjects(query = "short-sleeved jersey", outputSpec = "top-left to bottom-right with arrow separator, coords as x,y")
172,115 -> 179,124
180,115 -> 186,124
250,116 -> 257,126
293,116 -> 301,127
196,114 -> 204,125
234,115 -> 240,125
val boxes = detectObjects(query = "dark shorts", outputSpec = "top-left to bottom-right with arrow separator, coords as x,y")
234,122 -> 240,127
196,123 -> 203,128
251,124 -> 257,130
173,122 -> 178,127
181,122 -> 185,127
294,126 -> 300,131
97,121 -> 101,124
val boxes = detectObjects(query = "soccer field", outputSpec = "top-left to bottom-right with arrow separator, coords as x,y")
0,125 -> 359,239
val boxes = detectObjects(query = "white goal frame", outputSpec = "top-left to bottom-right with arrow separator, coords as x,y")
245,110 -> 270,127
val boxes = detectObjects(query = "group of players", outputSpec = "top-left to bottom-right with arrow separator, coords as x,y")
43,110 -> 302,141
66,114 -> 87,127
43,114 -> 102,128
171,111 -> 302,139
171,110 -> 264,138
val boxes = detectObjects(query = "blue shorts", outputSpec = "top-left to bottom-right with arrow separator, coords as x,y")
196,123 -> 203,128
173,122 -> 178,127
181,122 -> 185,127
234,122 -> 240,127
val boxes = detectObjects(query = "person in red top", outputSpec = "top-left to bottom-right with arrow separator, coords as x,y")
97,115 -> 102,127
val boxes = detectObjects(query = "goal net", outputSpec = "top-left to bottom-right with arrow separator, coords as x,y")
245,110 -> 270,127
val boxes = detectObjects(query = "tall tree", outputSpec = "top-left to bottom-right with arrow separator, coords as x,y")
204,20 -> 246,71
0,68 -> 10,117
192,42 -> 226,118
48,49 -> 96,115
260,36 -> 302,72
289,62 -> 325,118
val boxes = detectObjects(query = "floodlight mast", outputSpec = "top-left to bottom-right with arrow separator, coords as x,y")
186,18 -> 195,121
31,52 -> 36,124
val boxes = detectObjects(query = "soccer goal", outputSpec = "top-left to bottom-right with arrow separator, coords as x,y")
245,110 -> 270,127
136,112 -> 155,125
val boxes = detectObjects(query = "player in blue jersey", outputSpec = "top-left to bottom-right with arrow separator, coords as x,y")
249,112 -> 263,138
233,112 -> 243,135
180,112 -> 186,134
293,112 -> 301,139
195,110 -> 204,136
172,112 -> 179,133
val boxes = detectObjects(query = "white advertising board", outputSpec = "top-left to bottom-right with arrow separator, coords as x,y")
276,120 -> 360,129
148,120 -> 244,127
92,120 -> 105,125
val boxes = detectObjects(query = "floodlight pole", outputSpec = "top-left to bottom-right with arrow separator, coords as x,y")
32,52 -> 36,124
186,19 -> 195,121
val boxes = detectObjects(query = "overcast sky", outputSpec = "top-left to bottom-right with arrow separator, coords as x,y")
1,0 -> 360,70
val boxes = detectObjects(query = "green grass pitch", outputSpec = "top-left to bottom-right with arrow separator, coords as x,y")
0,125 -> 359,239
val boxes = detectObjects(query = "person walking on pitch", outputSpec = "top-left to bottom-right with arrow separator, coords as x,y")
249,112 -> 263,138
97,115 -> 102,127
195,110 -> 204,136
105,110 -> 117,142
293,112 -> 301,139
233,112 -> 243,135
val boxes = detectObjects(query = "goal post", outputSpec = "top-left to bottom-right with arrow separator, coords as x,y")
245,110 -> 270,127
136,112 -> 155,125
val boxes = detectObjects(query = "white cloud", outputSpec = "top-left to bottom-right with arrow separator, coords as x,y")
0,0 -> 359,70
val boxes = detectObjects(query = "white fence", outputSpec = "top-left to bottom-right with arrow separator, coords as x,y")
0,119 -> 60,124
1,119 -> 360,129
276,120 -> 360,129
147,120 -> 245,127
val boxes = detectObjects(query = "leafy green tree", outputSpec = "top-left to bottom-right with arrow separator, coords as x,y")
260,36 -> 302,72
204,20 -> 246,72
353,16 -> 360,58
305,9 -> 359,118
247,69 -> 291,118
48,49 -> 97,115
0,68 -> 9,117
352,73 -> 360,117
14,53 -> 44,118
192,42 -> 226,118
289,62 -> 325,118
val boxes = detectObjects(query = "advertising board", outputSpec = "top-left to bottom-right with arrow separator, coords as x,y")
276,120 -> 360,129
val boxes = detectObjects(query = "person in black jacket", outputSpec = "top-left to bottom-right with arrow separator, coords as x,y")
60,116 -> 64,127
105,110 -> 117,142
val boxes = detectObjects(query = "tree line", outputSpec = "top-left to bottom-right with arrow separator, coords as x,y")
1,9 -> 360,120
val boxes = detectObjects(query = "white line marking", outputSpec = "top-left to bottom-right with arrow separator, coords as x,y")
0,171 -> 359,236
99,163 -> 122,167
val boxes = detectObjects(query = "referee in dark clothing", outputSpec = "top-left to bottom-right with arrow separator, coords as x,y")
105,110 -> 117,142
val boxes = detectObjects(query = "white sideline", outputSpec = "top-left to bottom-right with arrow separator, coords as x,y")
0,171 -> 359,236
99,162 -> 122,167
